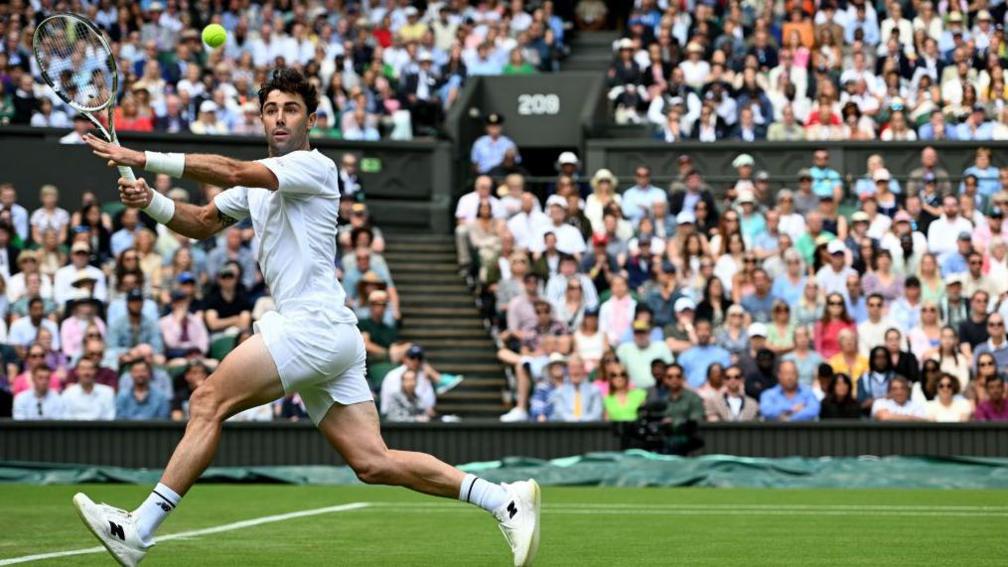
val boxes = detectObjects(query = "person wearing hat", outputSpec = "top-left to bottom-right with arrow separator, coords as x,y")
105,288 -> 164,360
400,49 -> 443,135
678,318 -> 732,389
615,319 -> 673,389
620,165 -> 667,226
585,168 -> 620,232
159,288 -> 210,361
530,194 -> 587,258
680,41 -> 709,89
53,242 -> 107,307
189,99 -> 228,135
664,297 -> 701,355
815,239 -> 858,298
60,113 -> 93,145
525,352 -> 570,422
379,343 -> 453,417
203,262 -> 253,334
938,273 -> 969,330
956,102 -> 994,140
470,112 -> 519,174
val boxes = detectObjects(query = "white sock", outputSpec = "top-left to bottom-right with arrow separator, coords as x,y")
133,482 -> 181,544
459,474 -> 508,513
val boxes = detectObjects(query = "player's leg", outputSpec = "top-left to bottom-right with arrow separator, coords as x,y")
317,401 -> 541,566
73,335 -> 284,565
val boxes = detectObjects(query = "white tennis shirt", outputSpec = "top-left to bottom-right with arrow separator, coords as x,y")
214,149 -> 357,323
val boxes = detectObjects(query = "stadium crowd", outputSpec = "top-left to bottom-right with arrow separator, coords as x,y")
608,0 -> 1008,142
0,151 -> 459,422
0,0 -> 571,139
454,142 -> 1008,424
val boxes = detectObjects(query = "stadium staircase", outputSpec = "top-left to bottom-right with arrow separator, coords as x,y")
384,232 -> 509,419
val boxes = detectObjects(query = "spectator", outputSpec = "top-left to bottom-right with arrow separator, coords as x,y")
659,362 -> 704,425
203,264 -> 253,334
64,337 -> 118,390
959,291 -> 991,350
856,345 -> 895,415
12,364 -> 64,420
907,146 -> 952,196
704,365 -> 759,422
815,292 -> 856,359
8,298 -> 60,358
616,319 -> 672,389
926,374 -> 973,422
53,242 -> 108,307
170,359 -> 209,421
61,357 -> 115,420
744,345 -> 778,401
598,275 -> 636,345
760,360 -> 821,421
603,363 -> 645,421
973,313 -> 1008,371
819,373 -> 862,419
677,319 -> 731,389
30,184 -> 69,246
160,291 -> 210,360
59,297 -> 106,359
108,289 -> 164,358
974,375 -> 1008,421
115,359 -> 170,420
383,369 -> 435,423
549,354 -> 602,422
470,113 -> 518,174
871,376 -> 928,421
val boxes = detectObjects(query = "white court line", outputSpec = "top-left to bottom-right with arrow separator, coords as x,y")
0,502 -> 370,566
371,502 -> 1008,512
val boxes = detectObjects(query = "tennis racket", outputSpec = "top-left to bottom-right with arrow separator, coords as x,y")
32,12 -> 136,182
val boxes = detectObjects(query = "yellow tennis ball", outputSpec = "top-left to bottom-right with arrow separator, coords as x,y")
202,24 -> 226,48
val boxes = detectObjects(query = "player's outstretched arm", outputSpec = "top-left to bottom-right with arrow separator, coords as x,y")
84,134 -> 279,190
118,177 -> 237,240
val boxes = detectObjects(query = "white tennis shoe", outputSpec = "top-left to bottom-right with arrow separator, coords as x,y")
73,492 -> 150,567
494,479 -> 541,567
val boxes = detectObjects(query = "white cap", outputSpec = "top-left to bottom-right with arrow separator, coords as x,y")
199,100 -> 218,113
545,194 -> 568,209
827,240 -> 846,255
418,51 -> 434,63
851,211 -> 870,223
404,6 -> 419,16
676,210 -> 696,224
873,168 -> 891,182
732,154 -> 755,168
556,151 -> 579,166
617,38 -> 635,50
748,322 -> 768,337
737,190 -> 756,204
547,352 -> 567,365
674,297 -> 696,313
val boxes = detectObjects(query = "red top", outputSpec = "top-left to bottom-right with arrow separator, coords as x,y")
814,319 -> 856,359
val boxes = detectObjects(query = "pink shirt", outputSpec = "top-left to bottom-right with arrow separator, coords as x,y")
60,316 -> 106,359
974,399 -> 1008,421
159,313 -> 210,354
11,371 -> 63,396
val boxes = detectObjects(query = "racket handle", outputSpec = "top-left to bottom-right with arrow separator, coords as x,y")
117,166 -> 136,181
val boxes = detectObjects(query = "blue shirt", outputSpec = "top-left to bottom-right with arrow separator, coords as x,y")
620,184 -> 667,224
115,388 -> 170,420
963,165 -> 1000,197
759,384 -> 820,421
110,228 -> 137,257
740,213 -> 767,247
941,252 -> 969,276
810,166 -> 842,199
771,275 -> 806,307
108,313 -> 164,354
741,291 -> 776,323
470,134 -> 518,173
956,121 -> 995,141
678,344 -> 732,389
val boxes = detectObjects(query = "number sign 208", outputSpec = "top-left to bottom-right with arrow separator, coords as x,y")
517,93 -> 560,115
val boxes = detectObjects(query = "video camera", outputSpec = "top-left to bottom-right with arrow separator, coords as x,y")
613,400 -> 705,456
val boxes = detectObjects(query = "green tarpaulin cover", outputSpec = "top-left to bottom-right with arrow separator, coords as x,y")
3,451 -> 1007,488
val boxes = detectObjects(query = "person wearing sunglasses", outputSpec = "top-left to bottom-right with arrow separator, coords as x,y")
972,313 -> 1008,373
704,365 -> 759,421
925,374 -> 973,422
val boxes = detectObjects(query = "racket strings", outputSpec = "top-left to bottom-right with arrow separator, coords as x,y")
35,18 -> 114,111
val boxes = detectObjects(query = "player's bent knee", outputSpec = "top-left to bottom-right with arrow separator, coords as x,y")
187,384 -> 228,424
349,453 -> 396,485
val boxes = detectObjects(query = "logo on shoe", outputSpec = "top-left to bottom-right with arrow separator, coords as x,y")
158,502 -> 172,512
109,521 -> 126,541
507,501 -> 517,519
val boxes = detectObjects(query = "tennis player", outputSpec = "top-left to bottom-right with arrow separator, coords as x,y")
74,68 -> 540,567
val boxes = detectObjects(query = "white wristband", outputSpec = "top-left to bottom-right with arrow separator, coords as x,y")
144,189 -> 176,225
144,151 -> 186,178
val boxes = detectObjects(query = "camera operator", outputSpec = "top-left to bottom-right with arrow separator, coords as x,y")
659,363 -> 705,425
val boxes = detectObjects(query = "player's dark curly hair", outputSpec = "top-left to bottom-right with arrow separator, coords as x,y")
257,67 -> 319,114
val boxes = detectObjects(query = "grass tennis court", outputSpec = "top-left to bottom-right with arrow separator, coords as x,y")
2,485 -> 1006,566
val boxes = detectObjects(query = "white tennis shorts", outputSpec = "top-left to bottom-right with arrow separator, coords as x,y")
254,310 -> 372,424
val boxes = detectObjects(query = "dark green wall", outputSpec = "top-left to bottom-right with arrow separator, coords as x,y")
1,421 -> 1004,467
0,127 -> 454,232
